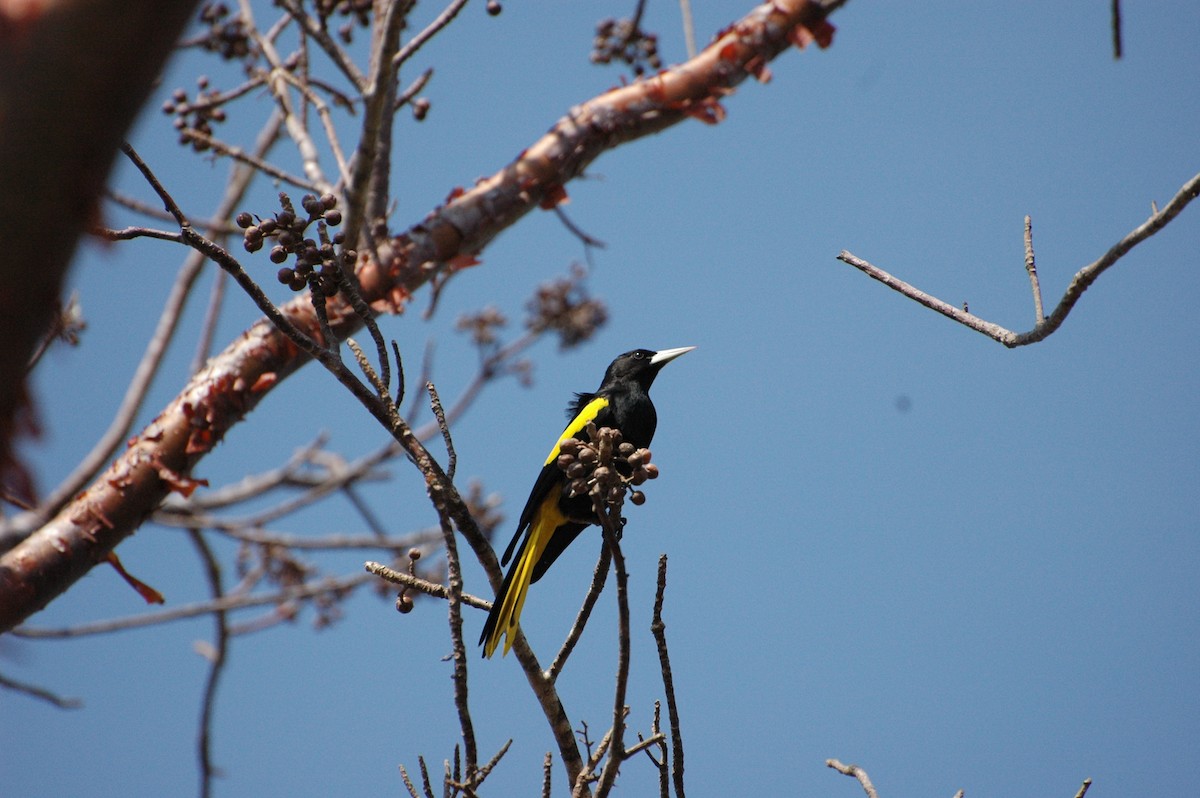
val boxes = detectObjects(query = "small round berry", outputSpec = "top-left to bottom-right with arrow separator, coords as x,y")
235,211 -> 253,228
324,209 -> 342,227
269,245 -> 288,264
276,267 -> 294,284
630,491 -> 646,506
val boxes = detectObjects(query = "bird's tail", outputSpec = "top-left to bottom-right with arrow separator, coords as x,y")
480,502 -> 565,658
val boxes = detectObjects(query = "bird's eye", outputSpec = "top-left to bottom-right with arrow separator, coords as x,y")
633,352 -> 643,359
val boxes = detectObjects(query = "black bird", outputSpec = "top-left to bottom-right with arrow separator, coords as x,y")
480,346 -> 694,658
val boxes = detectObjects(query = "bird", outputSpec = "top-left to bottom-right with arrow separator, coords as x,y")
479,346 -> 694,658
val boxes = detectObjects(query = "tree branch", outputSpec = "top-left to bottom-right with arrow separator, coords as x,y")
838,170 -> 1200,347
0,0 -> 841,632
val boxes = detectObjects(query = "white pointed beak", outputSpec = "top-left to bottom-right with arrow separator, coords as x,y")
650,346 -> 696,366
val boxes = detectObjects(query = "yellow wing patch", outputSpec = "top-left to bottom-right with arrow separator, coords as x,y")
543,396 -> 609,465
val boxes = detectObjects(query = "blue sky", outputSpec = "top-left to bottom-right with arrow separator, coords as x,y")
3,2 -> 1198,796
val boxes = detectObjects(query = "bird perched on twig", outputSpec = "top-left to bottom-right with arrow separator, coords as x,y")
480,346 -> 694,658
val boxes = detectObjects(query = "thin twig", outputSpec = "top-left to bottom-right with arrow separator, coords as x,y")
0,672 -> 82,709
187,529 -> 229,798
365,561 -> 491,610
1075,778 -> 1094,798
1111,0 -> 1122,59
826,759 -> 880,798
278,0 -> 368,91
399,764 -> 421,798
395,67 -> 433,111
547,541 -> 611,683
594,512 -> 632,797
14,571 -> 374,638
1023,214 -> 1045,325
392,0 -> 469,71
418,755 -> 435,798
679,0 -> 697,58
241,0 -> 334,193
177,126 -> 317,190
427,382 -> 456,480
92,225 -> 184,242
651,555 -> 686,798
624,733 -> 666,758
430,491 -> 478,779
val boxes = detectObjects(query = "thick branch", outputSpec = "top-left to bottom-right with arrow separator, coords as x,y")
0,0 -> 841,631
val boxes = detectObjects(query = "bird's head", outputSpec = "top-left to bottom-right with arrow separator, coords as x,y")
603,346 -> 695,390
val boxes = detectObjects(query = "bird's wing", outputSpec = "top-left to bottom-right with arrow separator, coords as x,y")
499,395 -> 611,566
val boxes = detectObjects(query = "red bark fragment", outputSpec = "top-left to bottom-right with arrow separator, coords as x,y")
106,552 -> 165,604
250,372 -> 277,393
539,183 -> 568,209
154,459 -> 208,497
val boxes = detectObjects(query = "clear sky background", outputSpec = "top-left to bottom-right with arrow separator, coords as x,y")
3,2 -> 1198,796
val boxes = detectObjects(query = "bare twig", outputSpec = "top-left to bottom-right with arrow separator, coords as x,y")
278,0 -> 368,91
593,512 -> 632,798
365,561 -> 490,610
427,382 -> 456,480
1023,214 -> 1044,324
434,498 -> 478,780
177,125 -> 317,190
826,759 -> 880,798
1111,0 -> 1122,59
837,170 -> 1200,348
399,763 -> 421,798
13,571 -> 374,638
392,0 -> 469,71
651,555 -> 686,798
1075,777 -> 1094,798
187,529 -> 229,798
679,0 -> 697,58
0,672 -> 82,709
547,542 -> 611,684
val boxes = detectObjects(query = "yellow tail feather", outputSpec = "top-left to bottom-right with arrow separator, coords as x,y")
483,498 -> 567,657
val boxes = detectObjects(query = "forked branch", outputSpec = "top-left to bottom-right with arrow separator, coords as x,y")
838,171 -> 1200,348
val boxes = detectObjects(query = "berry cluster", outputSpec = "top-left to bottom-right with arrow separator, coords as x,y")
556,424 -> 658,511
196,3 -> 253,61
313,0 -> 373,44
591,17 -> 662,76
236,192 -> 353,295
162,77 -> 226,152
456,306 -> 507,347
526,267 -> 608,349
